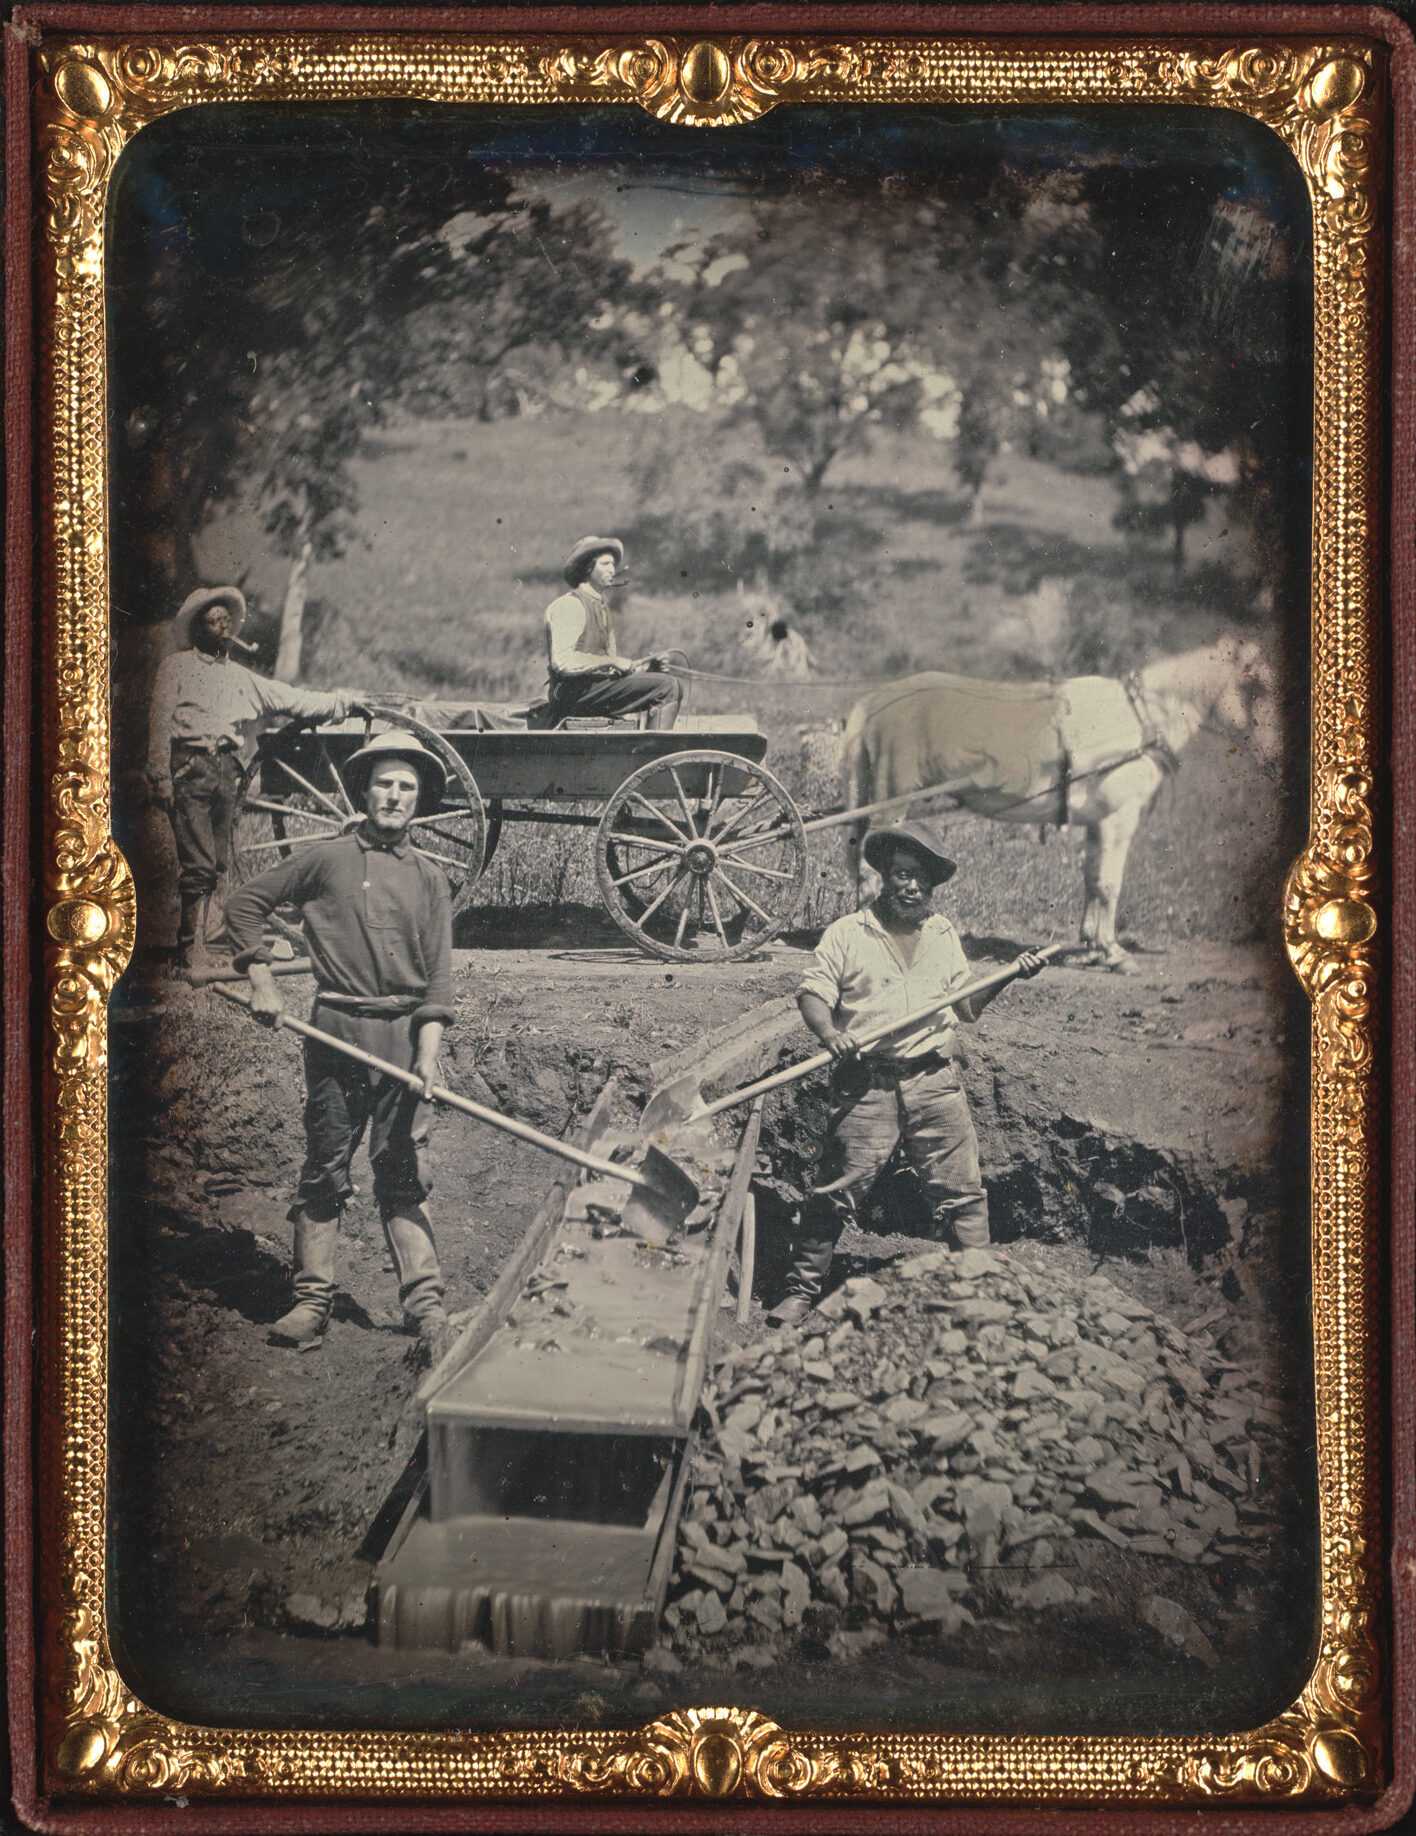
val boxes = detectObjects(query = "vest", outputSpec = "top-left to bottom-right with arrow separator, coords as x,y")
546,586 -> 616,677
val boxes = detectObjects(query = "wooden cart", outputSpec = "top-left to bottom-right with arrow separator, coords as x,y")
231,702 -> 809,963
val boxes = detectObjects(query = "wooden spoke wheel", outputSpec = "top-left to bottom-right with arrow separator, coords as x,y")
594,751 -> 806,963
232,708 -> 488,919
232,727 -> 359,908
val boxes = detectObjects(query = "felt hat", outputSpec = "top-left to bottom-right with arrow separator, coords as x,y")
173,585 -> 247,647
862,821 -> 957,886
342,730 -> 446,816
563,535 -> 624,586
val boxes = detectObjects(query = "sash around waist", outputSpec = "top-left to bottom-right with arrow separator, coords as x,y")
314,991 -> 422,1019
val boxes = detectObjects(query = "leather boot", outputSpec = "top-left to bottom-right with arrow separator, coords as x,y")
768,1221 -> 838,1324
205,878 -> 232,953
381,1204 -> 446,1334
269,1209 -> 337,1351
174,890 -> 205,973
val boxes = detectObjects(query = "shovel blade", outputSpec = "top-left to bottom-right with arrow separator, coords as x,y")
623,1144 -> 700,1246
639,1072 -> 707,1138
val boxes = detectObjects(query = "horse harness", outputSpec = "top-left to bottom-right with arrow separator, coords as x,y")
1043,674 -> 1179,829
1122,672 -> 1182,778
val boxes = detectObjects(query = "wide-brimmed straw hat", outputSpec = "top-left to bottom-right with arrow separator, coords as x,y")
342,730 -> 446,816
563,535 -> 624,585
173,585 -> 247,647
863,821 -> 957,886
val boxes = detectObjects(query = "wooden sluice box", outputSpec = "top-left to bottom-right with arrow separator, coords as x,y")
372,1086 -> 763,1659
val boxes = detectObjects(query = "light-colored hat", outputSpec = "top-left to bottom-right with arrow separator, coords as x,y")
863,821 -> 957,886
342,730 -> 446,816
173,585 -> 247,647
563,535 -> 624,585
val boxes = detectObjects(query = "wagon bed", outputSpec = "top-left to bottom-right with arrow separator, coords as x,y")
233,702 -> 806,962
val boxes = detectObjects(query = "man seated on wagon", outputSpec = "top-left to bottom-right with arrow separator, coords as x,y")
543,536 -> 682,731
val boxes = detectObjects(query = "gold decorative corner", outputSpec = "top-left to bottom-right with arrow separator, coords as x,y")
1136,1519 -> 1382,1799
541,36 -> 861,126
1284,704 -> 1376,1089
1164,42 -> 1378,275
39,41 -> 246,278
55,1605 -> 250,1793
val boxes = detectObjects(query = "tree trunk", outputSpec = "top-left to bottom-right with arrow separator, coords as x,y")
275,537 -> 313,682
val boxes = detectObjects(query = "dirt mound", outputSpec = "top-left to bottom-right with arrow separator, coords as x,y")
665,1244 -> 1293,1666
750,1043 -> 1245,1266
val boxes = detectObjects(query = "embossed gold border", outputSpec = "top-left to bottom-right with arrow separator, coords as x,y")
32,27 -> 1384,1807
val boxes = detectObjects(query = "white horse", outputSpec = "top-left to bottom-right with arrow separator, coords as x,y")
842,636 -> 1279,970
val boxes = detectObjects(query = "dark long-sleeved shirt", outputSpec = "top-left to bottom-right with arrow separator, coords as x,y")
227,828 -> 455,1062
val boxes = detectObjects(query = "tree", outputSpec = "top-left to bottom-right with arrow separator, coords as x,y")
401,198 -> 651,422
1022,160 -> 1309,590
667,191 -> 985,499
108,112 -> 646,665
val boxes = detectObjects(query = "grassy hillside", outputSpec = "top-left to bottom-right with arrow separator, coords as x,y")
180,407 -> 1303,948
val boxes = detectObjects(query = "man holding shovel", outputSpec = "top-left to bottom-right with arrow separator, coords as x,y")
768,821 -> 1047,1327
225,731 -> 455,1352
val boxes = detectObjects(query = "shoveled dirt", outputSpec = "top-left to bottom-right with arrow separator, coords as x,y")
106,934 -> 1313,1732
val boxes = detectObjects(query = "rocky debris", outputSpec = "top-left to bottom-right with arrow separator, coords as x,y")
283,1587 -> 369,1635
667,1246 -> 1290,1662
1142,1594 -> 1221,1668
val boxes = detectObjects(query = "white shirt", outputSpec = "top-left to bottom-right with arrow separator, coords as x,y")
799,905 -> 973,1059
544,587 -> 629,677
147,649 -> 341,777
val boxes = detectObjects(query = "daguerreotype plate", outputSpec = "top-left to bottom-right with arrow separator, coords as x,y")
7,3 -> 1411,1827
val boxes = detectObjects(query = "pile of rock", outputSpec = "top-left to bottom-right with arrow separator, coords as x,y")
664,1246 -> 1285,1659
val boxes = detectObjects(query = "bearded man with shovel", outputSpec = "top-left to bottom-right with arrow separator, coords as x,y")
767,821 -> 1047,1327
225,731 -> 455,1352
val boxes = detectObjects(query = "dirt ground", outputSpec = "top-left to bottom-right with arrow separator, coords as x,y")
106,925 -> 1314,1734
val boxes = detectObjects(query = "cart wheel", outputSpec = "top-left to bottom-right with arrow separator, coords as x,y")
232,726 -> 360,900
232,709 -> 487,919
359,705 -> 488,918
482,800 -> 504,871
594,750 -> 806,963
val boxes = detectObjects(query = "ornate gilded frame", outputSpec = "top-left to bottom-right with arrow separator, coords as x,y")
17,9 -> 1399,1819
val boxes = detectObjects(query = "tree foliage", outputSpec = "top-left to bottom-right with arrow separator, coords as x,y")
109,117 -> 643,620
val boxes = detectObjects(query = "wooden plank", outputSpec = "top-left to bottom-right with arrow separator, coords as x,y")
672,1100 -> 763,1432
414,1081 -> 621,1407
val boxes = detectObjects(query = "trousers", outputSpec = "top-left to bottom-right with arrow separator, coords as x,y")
297,1036 -> 434,1217
169,745 -> 240,898
548,670 -> 681,722
783,1061 -> 988,1302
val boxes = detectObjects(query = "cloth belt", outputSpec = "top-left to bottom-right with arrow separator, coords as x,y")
837,1050 -> 954,1090
172,737 -> 238,754
314,991 -> 422,1019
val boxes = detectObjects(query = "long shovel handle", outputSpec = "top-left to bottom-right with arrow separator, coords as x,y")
697,941 -> 1070,1121
189,958 -> 314,985
209,983 -> 664,1197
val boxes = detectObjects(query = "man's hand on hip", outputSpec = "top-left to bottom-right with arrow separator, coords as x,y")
147,770 -> 173,809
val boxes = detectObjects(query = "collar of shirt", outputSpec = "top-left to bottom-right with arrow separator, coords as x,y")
353,822 -> 413,858
861,901 -> 947,959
